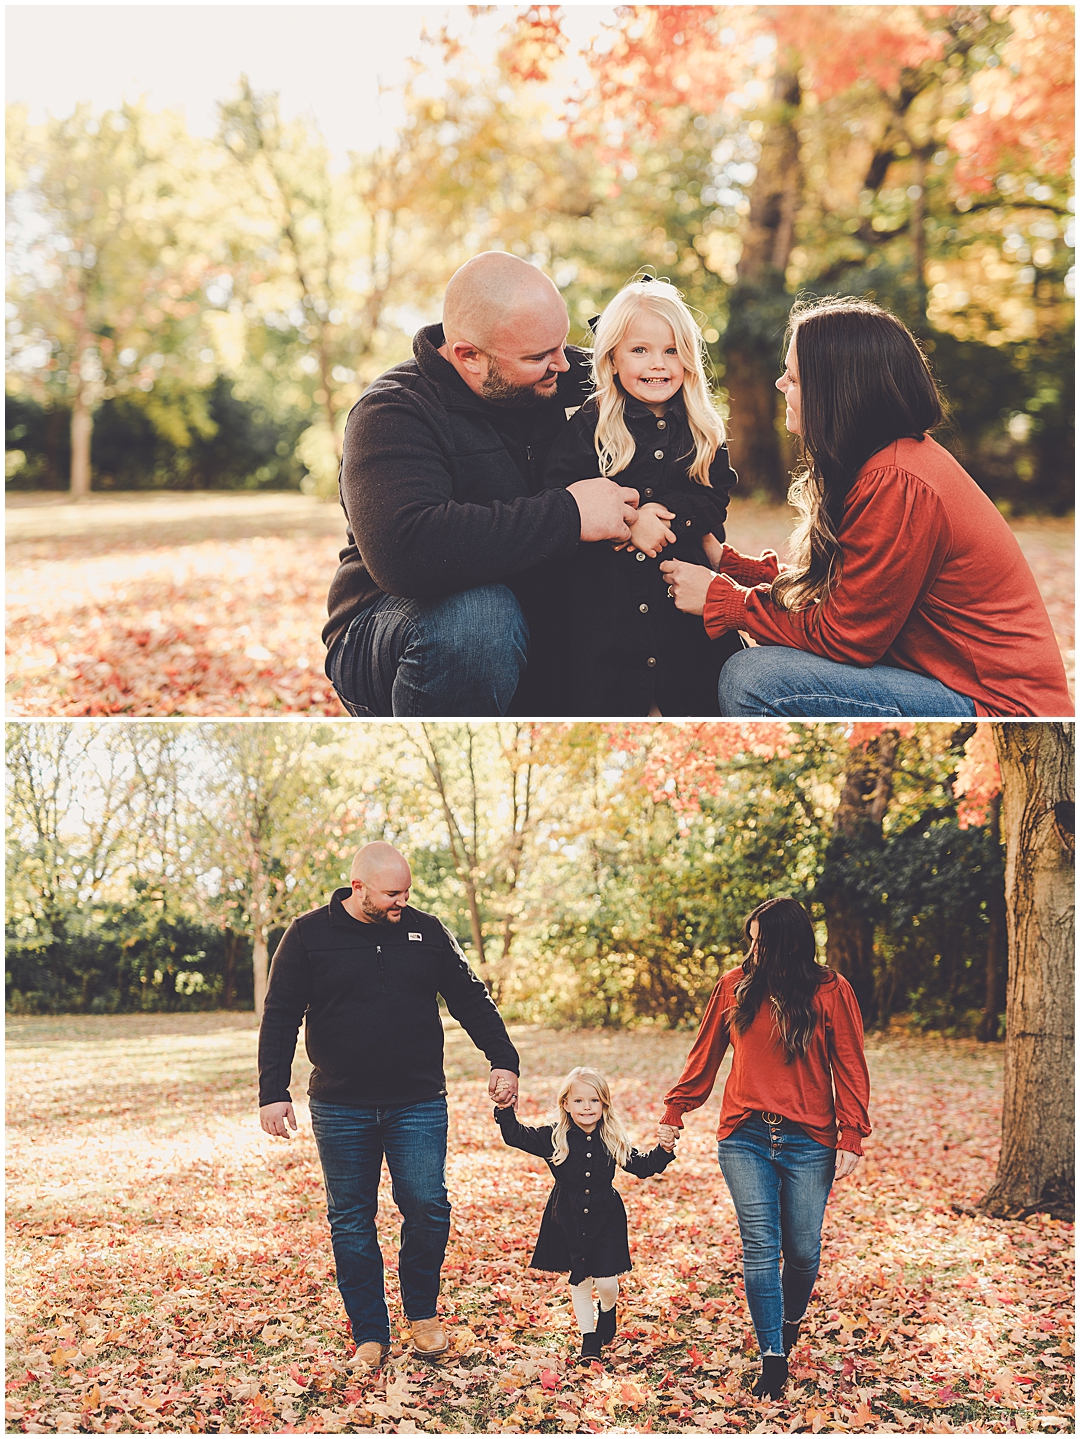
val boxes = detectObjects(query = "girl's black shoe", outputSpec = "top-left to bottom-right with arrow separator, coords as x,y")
596,1303 -> 617,1347
782,1320 -> 801,1356
579,1332 -> 602,1363
751,1355 -> 788,1399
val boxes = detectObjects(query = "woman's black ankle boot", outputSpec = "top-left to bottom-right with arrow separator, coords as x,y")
751,1355 -> 788,1399
596,1304 -> 617,1347
579,1332 -> 602,1362
782,1320 -> 801,1356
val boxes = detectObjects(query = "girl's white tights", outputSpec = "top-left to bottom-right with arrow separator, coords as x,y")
569,1276 -> 619,1334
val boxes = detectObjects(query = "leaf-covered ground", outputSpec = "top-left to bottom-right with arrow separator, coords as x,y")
6,1016 -> 1073,1433
6,493 -> 1074,715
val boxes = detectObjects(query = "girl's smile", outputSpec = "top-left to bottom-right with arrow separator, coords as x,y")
563,1080 -> 604,1133
612,311 -> 686,414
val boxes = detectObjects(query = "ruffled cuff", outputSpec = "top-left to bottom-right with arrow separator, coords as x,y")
835,1126 -> 864,1156
715,544 -> 781,587
703,572 -> 752,639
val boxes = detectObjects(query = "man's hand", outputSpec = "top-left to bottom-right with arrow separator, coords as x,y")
261,1102 -> 297,1139
659,558 -> 717,617
567,477 -> 640,543
616,504 -> 675,558
657,1122 -> 680,1152
489,1069 -> 519,1108
834,1149 -> 861,1180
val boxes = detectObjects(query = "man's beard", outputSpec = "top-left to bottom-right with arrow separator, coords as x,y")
479,356 -> 561,407
362,897 -> 403,923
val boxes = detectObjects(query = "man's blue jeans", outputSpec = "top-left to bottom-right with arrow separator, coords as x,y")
718,645 -> 978,718
308,1097 -> 451,1346
328,584 -> 528,716
717,1115 -> 837,1357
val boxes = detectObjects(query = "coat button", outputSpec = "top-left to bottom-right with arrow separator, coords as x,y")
644,489 -> 653,497
586,1153 -> 591,1158
584,1208 -> 589,1214
585,1188 -> 590,1193
585,1172 -> 590,1177
646,657 -> 657,667
653,450 -> 664,459
685,518 -> 692,526
636,552 -> 646,561
639,603 -> 648,613
657,419 -> 666,429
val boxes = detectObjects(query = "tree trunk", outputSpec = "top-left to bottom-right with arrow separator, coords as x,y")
222,928 -> 238,1010
251,864 -> 270,1018
723,352 -> 790,500
981,724 -> 1074,1221
252,923 -> 269,1019
978,791 -> 1008,1043
723,65 -> 802,500
70,387 -> 92,500
824,729 -> 900,1024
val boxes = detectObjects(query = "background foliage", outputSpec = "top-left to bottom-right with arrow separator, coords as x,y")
5,5 -> 1074,510
7,721 -> 1005,1037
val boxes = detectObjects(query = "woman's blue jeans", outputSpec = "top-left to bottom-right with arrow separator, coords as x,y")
309,1097 -> 451,1346
717,1114 -> 837,1356
718,645 -> 978,718
328,584 -> 528,716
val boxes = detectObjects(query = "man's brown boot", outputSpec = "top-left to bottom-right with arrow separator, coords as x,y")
410,1316 -> 449,1359
346,1341 -> 390,1372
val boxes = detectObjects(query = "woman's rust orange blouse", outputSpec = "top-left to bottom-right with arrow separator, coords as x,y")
662,967 -> 872,1155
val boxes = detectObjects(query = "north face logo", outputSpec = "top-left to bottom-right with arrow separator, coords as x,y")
409,932 -> 423,942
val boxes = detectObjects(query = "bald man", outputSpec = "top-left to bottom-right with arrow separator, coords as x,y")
258,843 -> 520,1369
323,251 -> 640,715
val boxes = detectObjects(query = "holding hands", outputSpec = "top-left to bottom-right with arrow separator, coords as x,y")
615,502 -> 676,557
489,1068 -> 519,1108
657,1122 -> 680,1152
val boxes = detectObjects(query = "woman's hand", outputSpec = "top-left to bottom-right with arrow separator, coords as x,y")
659,558 -> 717,616
833,1149 -> 861,1180
614,503 -> 676,557
701,532 -> 725,569
657,1123 -> 680,1151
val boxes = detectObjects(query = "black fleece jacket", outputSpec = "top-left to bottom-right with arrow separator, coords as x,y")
257,888 -> 519,1109
323,324 -> 593,658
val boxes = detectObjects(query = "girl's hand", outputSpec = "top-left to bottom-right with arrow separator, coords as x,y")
489,1069 -> 519,1107
834,1149 -> 861,1180
659,558 -> 717,616
657,1123 -> 680,1151
614,504 -> 675,557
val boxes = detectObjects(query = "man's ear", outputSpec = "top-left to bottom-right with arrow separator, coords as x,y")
450,339 -> 486,375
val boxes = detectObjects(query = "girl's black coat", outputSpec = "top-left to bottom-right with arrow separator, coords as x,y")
543,393 -> 744,714
495,1107 -> 675,1284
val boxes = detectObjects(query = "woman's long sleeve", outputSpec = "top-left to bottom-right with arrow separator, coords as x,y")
661,978 -> 732,1127
826,980 -> 872,1155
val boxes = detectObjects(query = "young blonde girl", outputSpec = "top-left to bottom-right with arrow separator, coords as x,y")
543,277 -> 743,715
495,1066 -> 676,1363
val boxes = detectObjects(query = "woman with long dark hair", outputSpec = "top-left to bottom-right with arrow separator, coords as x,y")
660,296 -> 1071,717
658,898 -> 871,1400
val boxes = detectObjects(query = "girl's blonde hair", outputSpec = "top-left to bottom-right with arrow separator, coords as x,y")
591,279 -> 726,485
550,1066 -> 632,1170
